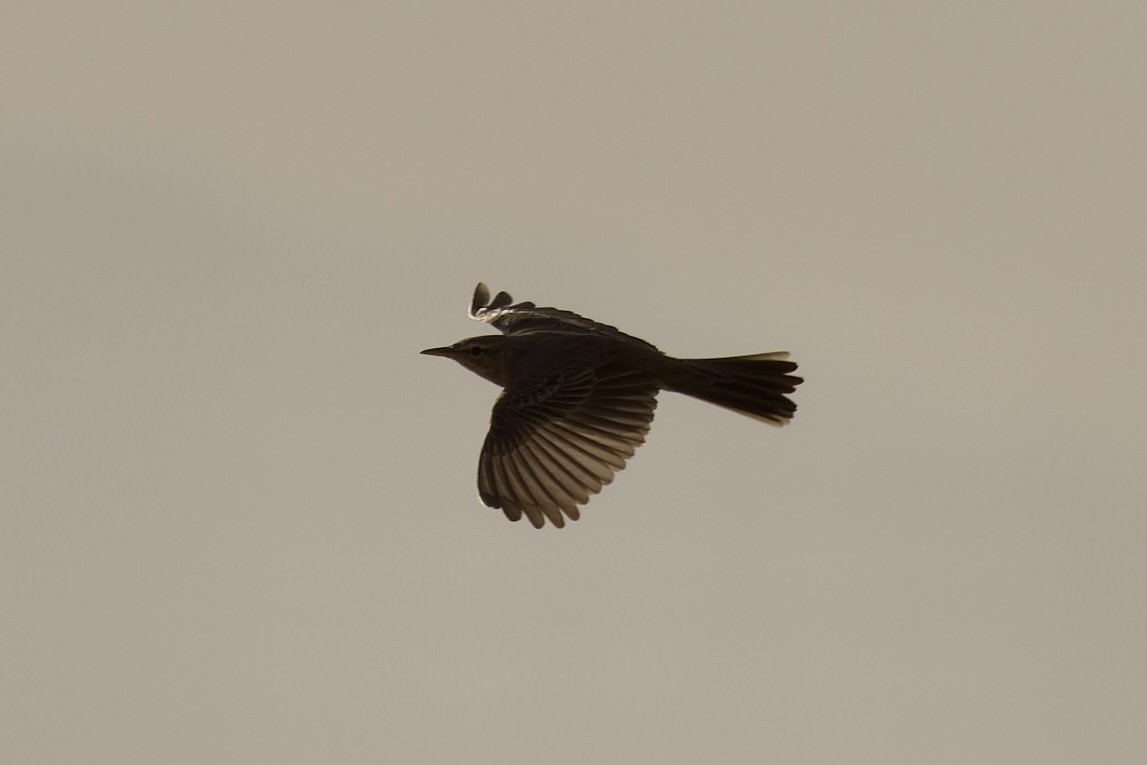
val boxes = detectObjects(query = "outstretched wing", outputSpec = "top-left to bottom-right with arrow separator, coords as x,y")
477,362 -> 660,528
469,283 -> 658,351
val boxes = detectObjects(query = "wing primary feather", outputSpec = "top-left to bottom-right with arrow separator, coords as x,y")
499,452 -> 531,504
514,440 -> 574,513
545,418 -> 631,459
528,430 -> 597,502
538,502 -> 565,528
495,455 -> 546,528
519,437 -> 587,509
518,503 -> 546,528
574,410 -> 653,436
555,424 -> 638,455
487,453 -> 513,506
499,445 -> 563,528
503,447 -> 549,512
544,421 -> 630,469
477,454 -> 497,506
539,427 -> 625,482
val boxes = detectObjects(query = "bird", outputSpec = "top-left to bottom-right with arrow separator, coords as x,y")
421,283 -> 803,529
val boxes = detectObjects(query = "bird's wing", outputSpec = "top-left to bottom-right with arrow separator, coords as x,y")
469,283 -> 658,350
477,362 -> 659,528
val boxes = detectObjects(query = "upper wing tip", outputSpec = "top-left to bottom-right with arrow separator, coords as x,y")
470,283 -> 491,316
469,283 -> 518,322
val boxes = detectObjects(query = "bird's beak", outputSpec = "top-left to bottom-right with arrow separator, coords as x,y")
420,346 -> 454,357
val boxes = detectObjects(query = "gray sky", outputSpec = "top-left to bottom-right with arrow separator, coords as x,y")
4,3 -> 1145,763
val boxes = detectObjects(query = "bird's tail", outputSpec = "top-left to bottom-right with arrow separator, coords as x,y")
663,352 -> 802,426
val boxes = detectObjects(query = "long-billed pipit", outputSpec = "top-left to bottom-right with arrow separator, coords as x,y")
422,283 -> 802,528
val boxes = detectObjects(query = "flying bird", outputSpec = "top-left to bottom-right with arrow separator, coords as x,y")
422,283 -> 802,528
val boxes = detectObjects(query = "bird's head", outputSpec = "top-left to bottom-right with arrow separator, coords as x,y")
420,336 -> 514,386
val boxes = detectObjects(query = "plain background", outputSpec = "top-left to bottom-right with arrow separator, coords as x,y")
4,3 -> 1145,763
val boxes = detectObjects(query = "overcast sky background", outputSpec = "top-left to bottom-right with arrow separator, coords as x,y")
4,3 -> 1145,763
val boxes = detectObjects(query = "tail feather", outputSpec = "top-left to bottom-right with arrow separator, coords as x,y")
664,353 -> 802,426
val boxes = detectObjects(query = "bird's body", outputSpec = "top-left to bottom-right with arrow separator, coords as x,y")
422,284 -> 802,528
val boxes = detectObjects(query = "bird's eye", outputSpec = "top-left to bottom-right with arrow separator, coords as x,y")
469,346 -> 483,356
